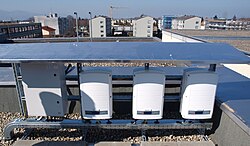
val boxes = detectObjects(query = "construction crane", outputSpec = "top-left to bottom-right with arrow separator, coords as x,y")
109,6 -> 127,20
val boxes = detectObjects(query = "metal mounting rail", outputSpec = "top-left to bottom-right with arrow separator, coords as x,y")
3,118 -> 212,140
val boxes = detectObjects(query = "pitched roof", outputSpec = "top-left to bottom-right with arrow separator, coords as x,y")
134,16 -> 153,20
175,16 -> 198,21
42,26 -> 55,31
93,15 -> 111,19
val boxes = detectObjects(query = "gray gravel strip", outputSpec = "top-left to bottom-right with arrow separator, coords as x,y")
0,112 -> 211,146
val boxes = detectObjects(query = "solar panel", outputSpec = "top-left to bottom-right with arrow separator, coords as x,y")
0,42 -> 249,64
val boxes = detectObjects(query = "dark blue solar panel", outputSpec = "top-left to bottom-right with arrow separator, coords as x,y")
0,42 -> 249,63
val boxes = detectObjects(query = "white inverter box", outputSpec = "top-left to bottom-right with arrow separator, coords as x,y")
180,68 -> 218,119
21,63 -> 68,117
133,68 -> 165,119
80,69 -> 112,119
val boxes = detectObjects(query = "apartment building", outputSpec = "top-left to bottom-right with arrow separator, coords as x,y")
0,22 -> 42,41
132,16 -> 153,37
34,13 -> 69,36
172,16 -> 202,30
206,18 -> 250,30
162,15 -> 176,29
89,16 -> 111,37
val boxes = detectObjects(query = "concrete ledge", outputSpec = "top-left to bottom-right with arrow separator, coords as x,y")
13,140 -> 86,146
13,141 -> 214,146
94,142 -> 131,146
210,105 -> 250,146
141,141 -> 214,146
223,64 -> 250,79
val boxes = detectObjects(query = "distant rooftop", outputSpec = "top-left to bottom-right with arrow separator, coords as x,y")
206,19 -> 226,22
0,22 -> 39,26
133,15 -> 153,20
42,26 -> 56,32
175,16 -> 199,20
93,15 -> 111,19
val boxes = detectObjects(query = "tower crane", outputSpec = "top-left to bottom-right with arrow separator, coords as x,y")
109,6 -> 127,20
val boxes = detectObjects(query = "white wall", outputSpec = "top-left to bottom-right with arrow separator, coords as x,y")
172,19 -> 186,29
34,16 -> 60,35
90,17 -> 105,37
158,19 -> 163,30
133,16 -> 153,37
42,29 -> 55,36
162,30 -> 203,43
42,29 -> 50,36
184,17 -> 201,29
172,17 -> 201,30
90,17 -> 111,37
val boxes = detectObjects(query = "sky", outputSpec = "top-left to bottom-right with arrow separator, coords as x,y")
1,0 -> 250,19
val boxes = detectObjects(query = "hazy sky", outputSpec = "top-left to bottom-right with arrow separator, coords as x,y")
1,0 -> 250,18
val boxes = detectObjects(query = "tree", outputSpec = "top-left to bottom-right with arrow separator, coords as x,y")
201,17 -> 204,22
233,15 -> 237,21
213,15 -> 218,20
140,14 -> 145,18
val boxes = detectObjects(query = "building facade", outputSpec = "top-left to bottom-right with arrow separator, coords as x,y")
112,18 -> 133,26
0,22 -> 42,41
205,19 -> 227,30
162,15 -> 176,29
89,16 -> 111,37
205,18 -> 250,30
132,16 -> 153,37
42,26 -> 55,37
157,19 -> 163,30
172,16 -> 202,30
34,13 -> 69,36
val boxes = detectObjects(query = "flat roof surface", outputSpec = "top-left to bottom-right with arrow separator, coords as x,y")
217,67 -> 250,134
0,42 -> 249,64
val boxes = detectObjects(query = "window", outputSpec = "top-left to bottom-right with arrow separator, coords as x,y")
196,21 -> 199,24
100,30 -> 104,33
101,34 -> 104,37
100,25 -> 104,28
147,25 -> 151,28
100,21 -> 103,23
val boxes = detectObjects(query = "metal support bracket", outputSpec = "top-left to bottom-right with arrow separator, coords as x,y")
209,64 -> 217,72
